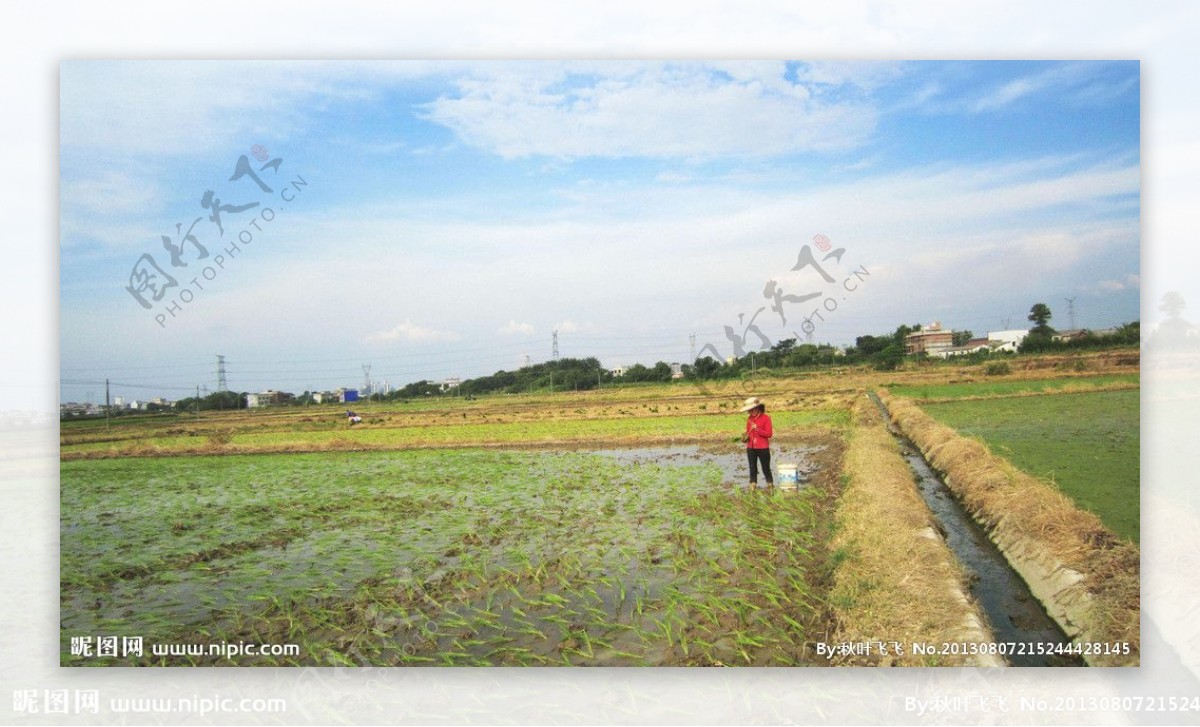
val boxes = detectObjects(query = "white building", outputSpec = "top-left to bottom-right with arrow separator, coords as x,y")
610,365 -> 628,377
987,329 -> 1029,353
936,338 -> 993,359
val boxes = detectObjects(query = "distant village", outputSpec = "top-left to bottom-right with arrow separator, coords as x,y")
60,320 -> 1130,418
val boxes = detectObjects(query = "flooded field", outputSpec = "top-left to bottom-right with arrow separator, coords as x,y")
61,440 -> 842,666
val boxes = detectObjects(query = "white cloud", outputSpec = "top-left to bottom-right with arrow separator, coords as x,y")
969,63 -> 1107,113
366,319 -> 461,343
793,61 -> 905,91
498,320 -> 535,335
1092,273 -> 1141,293
59,60 -> 448,157
422,62 -> 878,159
60,170 -> 161,217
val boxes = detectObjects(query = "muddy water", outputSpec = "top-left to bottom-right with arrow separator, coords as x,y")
867,392 -> 1081,667
587,443 -> 826,492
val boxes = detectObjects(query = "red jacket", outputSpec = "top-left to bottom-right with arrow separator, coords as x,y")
745,412 -> 773,449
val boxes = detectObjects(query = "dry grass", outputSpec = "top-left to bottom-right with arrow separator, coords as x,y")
829,397 -> 995,666
879,390 -> 1140,663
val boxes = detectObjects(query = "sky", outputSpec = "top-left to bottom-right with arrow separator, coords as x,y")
59,60 -> 1141,403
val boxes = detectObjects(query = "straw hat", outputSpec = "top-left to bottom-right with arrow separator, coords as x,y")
740,396 -> 765,412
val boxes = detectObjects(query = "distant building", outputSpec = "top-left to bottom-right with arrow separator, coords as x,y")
247,390 -> 293,408
987,329 -> 1029,353
1052,329 -> 1089,343
338,388 -> 359,403
905,321 -> 955,355
610,365 -> 628,377
442,377 -> 461,391
670,362 -> 684,379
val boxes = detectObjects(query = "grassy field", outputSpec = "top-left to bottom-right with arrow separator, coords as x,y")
919,389 -> 1139,543
887,373 -> 1139,401
61,447 -> 839,666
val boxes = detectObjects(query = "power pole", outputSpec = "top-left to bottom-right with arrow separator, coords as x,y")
104,378 -> 110,430
216,354 -> 228,392
1065,297 -> 1077,330
552,330 -> 559,360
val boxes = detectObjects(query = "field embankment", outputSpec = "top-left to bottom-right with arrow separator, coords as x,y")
830,397 -> 1001,666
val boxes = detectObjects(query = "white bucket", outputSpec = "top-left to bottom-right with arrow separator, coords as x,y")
778,462 -> 800,491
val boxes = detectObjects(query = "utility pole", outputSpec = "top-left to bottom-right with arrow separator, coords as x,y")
195,385 -> 201,416
105,378 -> 110,430
552,330 -> 559,360
1065,297 -> 1077,330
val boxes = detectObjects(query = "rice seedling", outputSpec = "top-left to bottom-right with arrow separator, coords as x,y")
61,429 -> 842,666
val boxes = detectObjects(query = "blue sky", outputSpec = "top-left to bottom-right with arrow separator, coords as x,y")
59,60 -> 1140,402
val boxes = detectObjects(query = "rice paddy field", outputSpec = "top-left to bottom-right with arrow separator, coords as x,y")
60,355 -> 1141,666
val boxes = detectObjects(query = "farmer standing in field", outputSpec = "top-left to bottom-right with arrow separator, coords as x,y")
741,397 -> 774,489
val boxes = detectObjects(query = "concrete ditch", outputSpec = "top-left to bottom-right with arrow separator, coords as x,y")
877,390 -> 1139,667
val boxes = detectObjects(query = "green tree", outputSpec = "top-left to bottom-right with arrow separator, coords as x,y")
691,356 -> 722,379
1028,303 -> 1054,333
952,330 -> 974,346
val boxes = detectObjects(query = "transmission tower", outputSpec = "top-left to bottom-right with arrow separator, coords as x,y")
1065,297 -> 1077,330
216,355 -> 228,392
689,333 -> 696,363
524,354 -> 532,368
362,364 -> 372,395
552,330 -> 559,360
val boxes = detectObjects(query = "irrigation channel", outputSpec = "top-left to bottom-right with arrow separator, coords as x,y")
866,392 -> 1082,667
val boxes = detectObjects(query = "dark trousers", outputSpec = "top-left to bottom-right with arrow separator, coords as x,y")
747,448 -> 772,484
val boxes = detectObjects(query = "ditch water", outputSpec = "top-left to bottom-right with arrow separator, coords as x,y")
866,392 -> 1082,667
